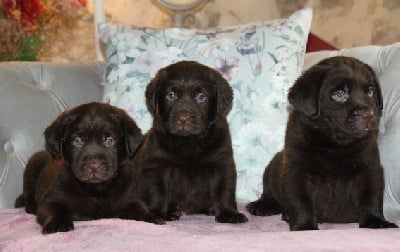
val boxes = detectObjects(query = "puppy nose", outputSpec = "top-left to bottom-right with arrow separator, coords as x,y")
353,109 -> 375,127
179,114 -> 190,122
177,112 -> 192,125
353,109 -> 374,119
85,161 -> 102,173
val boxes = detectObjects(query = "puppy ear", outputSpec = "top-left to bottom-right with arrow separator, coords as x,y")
362,63 -> 383,110
44,111 -> 78,158
124,119 -> 143,157
112,111 -> 143,157
146,69 -> 168,115
374,79 -> 383,110
210,70 -> 233,117
288,66 -> 328,118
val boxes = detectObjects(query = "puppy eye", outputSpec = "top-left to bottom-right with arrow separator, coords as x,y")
72,136 -> 85,148
367,87 -> 374,97
166,91 -> 178,102
195,92 -> 207,103
331,90 -> 349,103
103,136 -> 115,147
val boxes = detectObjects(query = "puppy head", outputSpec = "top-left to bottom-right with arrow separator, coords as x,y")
288,56 -> 383,140
44,102 -> 142,183
145,61 -> 233,136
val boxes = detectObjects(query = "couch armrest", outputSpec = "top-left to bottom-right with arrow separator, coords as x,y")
0,61 -> 105,208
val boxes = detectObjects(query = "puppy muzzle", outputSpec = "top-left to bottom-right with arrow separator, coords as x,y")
169,110 -> 204,136
76,157 -> 114,183
348,109 -> 378,131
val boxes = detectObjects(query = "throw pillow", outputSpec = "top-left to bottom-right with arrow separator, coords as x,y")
99,8 -> 312,202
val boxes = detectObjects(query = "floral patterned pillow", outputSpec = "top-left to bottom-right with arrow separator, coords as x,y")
99,8 -> 312,202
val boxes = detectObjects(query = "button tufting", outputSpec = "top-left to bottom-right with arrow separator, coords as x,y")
4,141 -> 14,154
35,82 -> 47,90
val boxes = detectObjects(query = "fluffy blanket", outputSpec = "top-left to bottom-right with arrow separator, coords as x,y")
1,205 -> 400,252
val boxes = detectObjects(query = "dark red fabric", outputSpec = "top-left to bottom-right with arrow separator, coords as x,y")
1,0 -> 43,30
306,33 -> 337,52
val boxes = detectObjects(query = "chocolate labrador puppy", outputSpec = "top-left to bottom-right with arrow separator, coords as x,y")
15,102 -> 164,234
136,61 -> 247,223
247,56 -> 397,230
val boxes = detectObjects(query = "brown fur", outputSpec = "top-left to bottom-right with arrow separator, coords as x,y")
247,56 -> 397,230
136,61 -> 247,223
16,102 -> 164,234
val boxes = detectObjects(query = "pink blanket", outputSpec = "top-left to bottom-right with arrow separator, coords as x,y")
1,205 -> 400,251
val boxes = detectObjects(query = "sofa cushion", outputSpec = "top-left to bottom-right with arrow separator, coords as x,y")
99,8 -> 312,202
304,43 -> 400,222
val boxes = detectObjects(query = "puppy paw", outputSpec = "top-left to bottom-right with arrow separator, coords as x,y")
246,198 -> 282,216
123,212 -> 166,225
145,214 -> 166,225
360,216 -> 398,229
41,218 -> 74,234
204,208 -> 215,216
165,210 -> 183,221
25,202 -> 37,214
290,222 -> 318,231
119,204 -> 166,225
281,210 -> 290,222
216,210 -> 248,223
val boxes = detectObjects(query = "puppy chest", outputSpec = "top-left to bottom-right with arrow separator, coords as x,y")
70,196 -> 99,220
168,169 -> 214,210
312,178 -> 360,223
71,196 -> 124,220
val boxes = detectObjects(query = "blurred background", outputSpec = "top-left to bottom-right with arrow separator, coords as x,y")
1,0 -> 400,62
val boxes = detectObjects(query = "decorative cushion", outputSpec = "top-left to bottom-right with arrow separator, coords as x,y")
99,8 -> 312,202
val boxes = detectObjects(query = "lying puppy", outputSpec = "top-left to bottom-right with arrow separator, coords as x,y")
247,56 -> 398,230
136,61 -> 247,223
15,102 -> 164,234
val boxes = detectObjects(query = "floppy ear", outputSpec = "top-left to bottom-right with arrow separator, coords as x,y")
362,63 -> 383,110
44,111 -> 78,158
145,69 -> 168,115
374,78 -> 383,111
112,111 -> 143,157
124,119 -> 143,157
288,65 -> 328,118
209,69 -> 233,117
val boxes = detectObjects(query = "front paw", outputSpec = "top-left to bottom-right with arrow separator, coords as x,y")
290,222 -> 318,231
360,216 -> 398,229
145,214 -> 166,225
246,198 -> 282,216
41,217 -> 74,234
216,210 -> 248,223
119,203 -> 166,225
25,202 -> 37,214
165,210 -> 183,221
289,217 -> 318,231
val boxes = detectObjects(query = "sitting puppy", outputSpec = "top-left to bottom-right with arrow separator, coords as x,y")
246,56 -> 398,230
15,102 -> 164,234
136,61 -> 248,223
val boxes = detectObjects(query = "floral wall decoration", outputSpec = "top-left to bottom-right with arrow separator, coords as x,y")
0,0 -> 87,61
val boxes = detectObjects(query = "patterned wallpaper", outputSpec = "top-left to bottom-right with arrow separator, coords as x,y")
40,0 -> 400,62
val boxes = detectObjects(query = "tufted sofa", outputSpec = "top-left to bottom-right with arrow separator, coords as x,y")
1,43 -> 400,222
